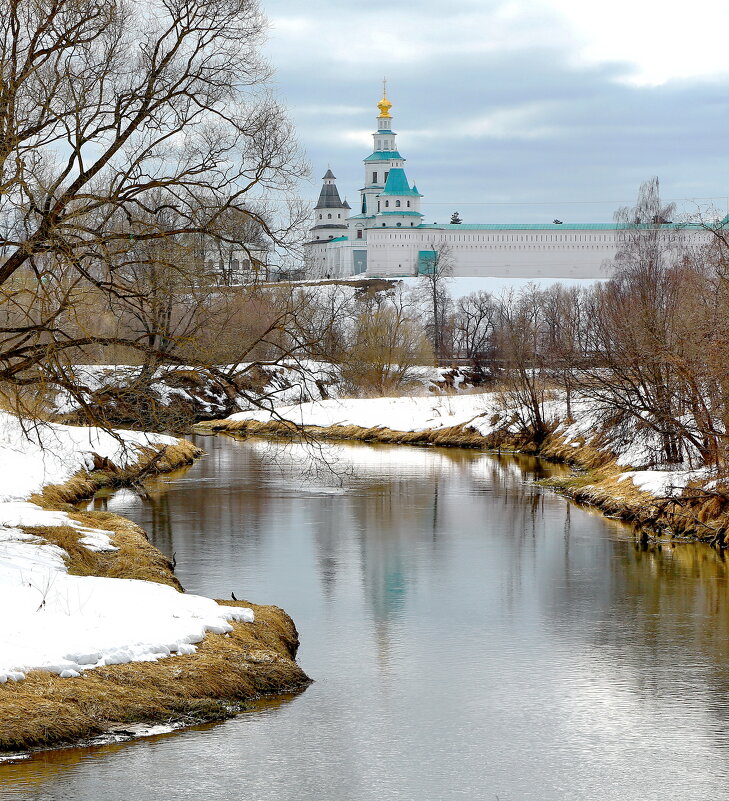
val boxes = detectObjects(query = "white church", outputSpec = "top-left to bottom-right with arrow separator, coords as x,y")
304,90 -> 710,280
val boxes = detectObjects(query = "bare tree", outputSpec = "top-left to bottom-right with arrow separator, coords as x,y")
453,290 -> 497,360
0,0 -> 307,416
340,287 -> 433,396
418,240 -> 454,359
493,287 -> 552,443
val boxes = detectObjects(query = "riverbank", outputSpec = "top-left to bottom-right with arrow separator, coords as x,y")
198,393 -> 728,545
0,413 -> 310,753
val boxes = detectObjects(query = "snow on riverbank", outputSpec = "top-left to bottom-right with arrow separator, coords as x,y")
227,393 -> 502,433
0,412 -> 252,684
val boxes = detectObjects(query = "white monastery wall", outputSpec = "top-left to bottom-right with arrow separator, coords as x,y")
304,93 -> 716,282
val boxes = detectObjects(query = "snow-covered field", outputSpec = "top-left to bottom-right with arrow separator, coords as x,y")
0,412 -> 252,684
398,275 -> 605,300
228,393 -> 499,433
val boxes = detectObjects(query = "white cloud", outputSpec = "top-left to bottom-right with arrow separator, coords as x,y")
544,0 -> 729,85
268,1 -> 729,86
267,4 -> 568,67
416,103 -> 563,141
297,105 -> 370,117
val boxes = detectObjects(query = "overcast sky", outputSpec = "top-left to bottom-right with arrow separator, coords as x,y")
263,0 -> 729,225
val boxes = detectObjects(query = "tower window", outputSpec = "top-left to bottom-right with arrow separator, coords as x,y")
357,229 -> 363,239
384,171 -> 389,182
378,201 -> 381,211
385,200 -> 389,208
319,214 -> 322,219
407,201 -> 410,208
395,200 -> 401,208
372,171 -> 377,183
327,213 -> 332,219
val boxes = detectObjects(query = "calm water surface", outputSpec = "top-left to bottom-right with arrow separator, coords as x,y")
4,435 -> 729,800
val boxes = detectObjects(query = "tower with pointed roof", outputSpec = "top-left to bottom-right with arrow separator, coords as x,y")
310,169 -> 350,241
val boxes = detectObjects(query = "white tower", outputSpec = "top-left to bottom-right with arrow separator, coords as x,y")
358,84 -> 408,219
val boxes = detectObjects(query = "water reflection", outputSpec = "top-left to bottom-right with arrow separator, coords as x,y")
5,437 -> 729,800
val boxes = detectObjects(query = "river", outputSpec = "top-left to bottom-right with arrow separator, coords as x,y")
3,435 -> 729,800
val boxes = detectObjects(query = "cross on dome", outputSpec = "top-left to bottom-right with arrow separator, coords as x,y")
377,78 -> 392,118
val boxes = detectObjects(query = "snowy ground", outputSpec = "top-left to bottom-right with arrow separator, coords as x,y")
398,275 -> 605,300
0,412 -> 252,684
229,393 -> 499,433
53,360 -> 474,417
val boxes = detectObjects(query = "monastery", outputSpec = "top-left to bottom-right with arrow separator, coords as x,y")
304,90 -> 710,280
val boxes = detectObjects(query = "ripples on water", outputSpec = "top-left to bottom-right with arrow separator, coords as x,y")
3,436 -> 729,800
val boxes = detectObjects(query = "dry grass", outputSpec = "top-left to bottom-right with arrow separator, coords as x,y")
198,418 -> 493,450
21,512 -> 182,590
29,441 -> 202,510
0,601 -> 310,752
0,435 -> 310,753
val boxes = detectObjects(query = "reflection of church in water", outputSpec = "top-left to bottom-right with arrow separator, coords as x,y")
304,88 -> 709,280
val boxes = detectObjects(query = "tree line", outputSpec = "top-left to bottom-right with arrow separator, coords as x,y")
421,180 -> 729,471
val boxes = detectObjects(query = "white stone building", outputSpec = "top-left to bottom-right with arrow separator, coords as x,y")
304,91 -> 711,280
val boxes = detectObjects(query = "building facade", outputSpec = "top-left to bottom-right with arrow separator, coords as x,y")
304,91 -> 711,280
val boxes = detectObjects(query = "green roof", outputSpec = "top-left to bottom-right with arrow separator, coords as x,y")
364,151 -> 404,162
380,211 -> 424,217
416,222 -> 704,231
328,236 -> 348,243
380,168 -> 421,197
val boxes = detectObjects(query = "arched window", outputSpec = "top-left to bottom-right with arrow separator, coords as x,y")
396,222 -> 401,227
327,213 -> 332,219
318,214 -> 322,219
385,200 -> 390,208
395,200 -> 401,208
407,201 -> 410,208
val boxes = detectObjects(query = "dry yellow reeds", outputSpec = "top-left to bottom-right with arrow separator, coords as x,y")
0,601 -> 309,752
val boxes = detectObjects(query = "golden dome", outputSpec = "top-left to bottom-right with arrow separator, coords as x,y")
377,95 -> 392,118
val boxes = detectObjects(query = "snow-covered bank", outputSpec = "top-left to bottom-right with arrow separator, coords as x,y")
227,394 -> 499,433
53,360 -> 483,424
0,412 -> 251,684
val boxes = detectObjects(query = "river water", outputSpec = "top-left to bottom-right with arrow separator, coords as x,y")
4,435 -> 729,800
